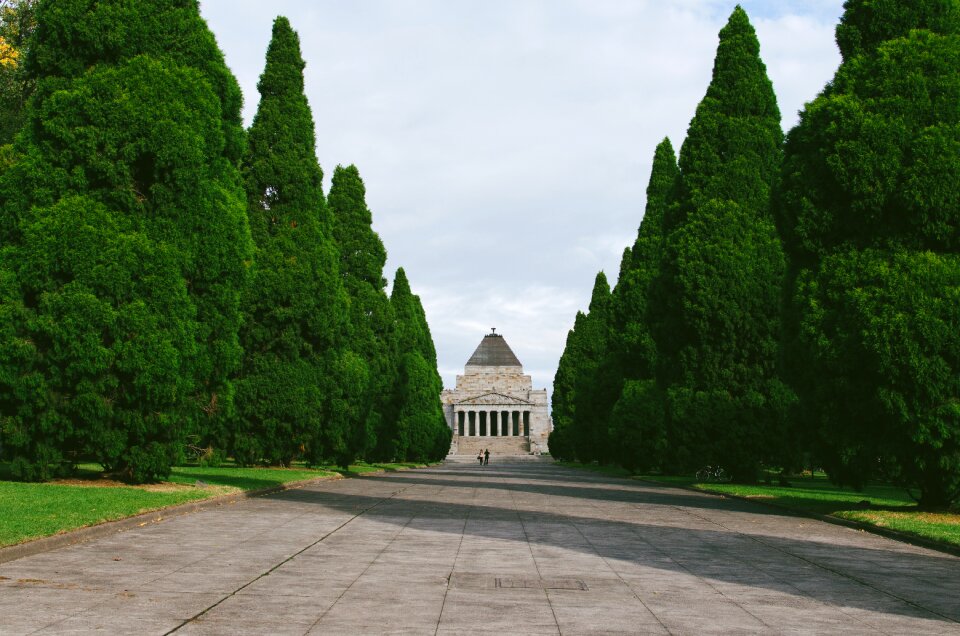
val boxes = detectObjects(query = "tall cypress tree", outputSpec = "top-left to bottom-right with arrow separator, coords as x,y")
233,16 -> 350,467
606,138 -> 678,471
570,272 -> 614,463
387,267 -> 449,461
650,6 -> 787,480
615,139 -> 677,381
777,0 -> 960,507
328,164 -> 396,460
549,272 -> 613,463
550,310 -> 587,461
0,0 -> 252,481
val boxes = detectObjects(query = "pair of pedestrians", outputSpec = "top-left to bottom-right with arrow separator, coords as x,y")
477,449 -> 490,466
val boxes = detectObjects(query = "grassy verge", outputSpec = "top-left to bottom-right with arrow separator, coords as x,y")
0,460 -> 427,548
0,480 -> 216,548
641,473 -> 960,549
557,462 -> 960,550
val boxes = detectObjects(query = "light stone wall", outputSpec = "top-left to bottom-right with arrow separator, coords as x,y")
440,364 -> 551,456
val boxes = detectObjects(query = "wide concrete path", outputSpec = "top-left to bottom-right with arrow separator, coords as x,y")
2,463 -> 959,635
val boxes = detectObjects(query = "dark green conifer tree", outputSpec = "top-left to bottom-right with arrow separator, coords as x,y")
387,267 -> 449,461
233,16 -> 350,467
550,313 -> 582,461
777,0 -> 960,507
606,138 -> 678,472
328,164 -> 396,461
0,0 -> 252,481
548,272 -> 612,463
570,272 -> 614,463
649,6 -> 787,480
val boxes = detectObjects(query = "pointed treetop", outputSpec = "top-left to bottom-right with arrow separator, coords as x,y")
391,266 -> 411,300
637,137 -> 678,244
331,165 -> 366,206
677,4 -> 782,217
704,5 -> 779,120
615,246 -> 633,287
258,16 -> 306,98
391,266 -> 439,367
588,271 -> 611,314
244,14 -> 324,232
836,0 -> 960,61
329,164 -> 387,289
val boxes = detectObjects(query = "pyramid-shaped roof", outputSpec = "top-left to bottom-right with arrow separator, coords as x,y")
466,333 -> 522,367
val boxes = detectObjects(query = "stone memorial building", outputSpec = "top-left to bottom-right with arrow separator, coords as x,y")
441,330 -> 551,456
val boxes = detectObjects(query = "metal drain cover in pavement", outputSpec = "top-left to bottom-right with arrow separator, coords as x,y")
448,573 -> 589,591
496,577 -> 588,591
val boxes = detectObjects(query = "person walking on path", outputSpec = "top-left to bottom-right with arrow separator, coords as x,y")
484,449 -> 490,465
477,451 -> 483,466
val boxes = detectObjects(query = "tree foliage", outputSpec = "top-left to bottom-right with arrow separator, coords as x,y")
233,16 -> 350,467
647,6 -> 787,481
328,164 -> 396,461
387,268 -> 449,462
0,0 -> 36,145
604,138 -> 678,470
548,272 -> 612,462
0,0 -> 251,481
777,0 -> 960,507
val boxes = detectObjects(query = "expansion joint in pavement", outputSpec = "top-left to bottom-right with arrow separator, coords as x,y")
432,485 -> 475,636
678,505 -> 960,627
162,484 -> 415,635
567,497 -> 671,634
507,479 -> 563,635
303,496 -> 423,633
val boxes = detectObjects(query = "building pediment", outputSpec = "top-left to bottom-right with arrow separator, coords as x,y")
456,392 -> 533,406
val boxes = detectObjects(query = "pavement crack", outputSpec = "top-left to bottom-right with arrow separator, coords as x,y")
162,483 -> 414,635
302,497 -> 422,634
675,503 -> 953,630
433,483 -> 475,636
506,477 -> 563,636
566,506 -> 672,635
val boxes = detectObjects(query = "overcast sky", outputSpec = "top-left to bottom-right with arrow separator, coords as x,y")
200,0 -> 844,397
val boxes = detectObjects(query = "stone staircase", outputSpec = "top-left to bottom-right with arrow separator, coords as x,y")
444,453 -> 552,464
453,436 -> 529,457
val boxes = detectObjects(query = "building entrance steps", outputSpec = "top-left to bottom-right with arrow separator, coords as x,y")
443,454 -> 552,464
453,435 -> 530,457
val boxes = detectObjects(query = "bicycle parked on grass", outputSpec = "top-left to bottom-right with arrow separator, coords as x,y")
695,465 -> 731,483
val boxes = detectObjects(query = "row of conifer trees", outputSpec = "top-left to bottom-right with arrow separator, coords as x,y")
0,1 -> 451,482
550,1 -> 960,508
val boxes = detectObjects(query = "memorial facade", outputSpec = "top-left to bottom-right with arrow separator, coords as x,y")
440,330 -> 551,456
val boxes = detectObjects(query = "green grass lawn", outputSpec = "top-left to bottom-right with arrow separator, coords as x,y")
167,465 -> 338,491
0,480 -> 214,548
557,462 -> 960,550
641,473 -> 960,549
646,474 -> 913,514
0,460 -> 427,548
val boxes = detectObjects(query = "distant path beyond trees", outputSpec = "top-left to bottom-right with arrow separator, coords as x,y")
1,463 -> 958,634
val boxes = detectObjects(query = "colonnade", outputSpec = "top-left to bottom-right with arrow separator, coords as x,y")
455,409 -> 530,437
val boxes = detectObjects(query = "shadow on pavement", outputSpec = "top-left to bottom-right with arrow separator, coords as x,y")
265,462 -> 960,625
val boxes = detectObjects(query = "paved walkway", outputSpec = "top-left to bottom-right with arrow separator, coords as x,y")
1,463 -> 959,635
